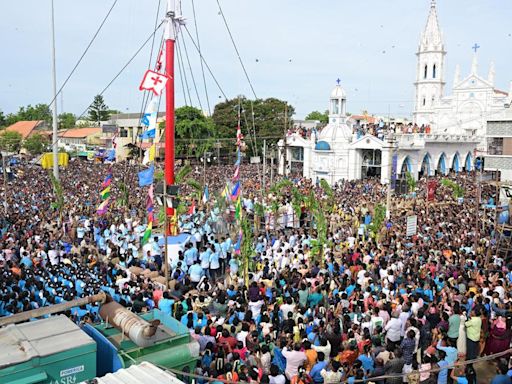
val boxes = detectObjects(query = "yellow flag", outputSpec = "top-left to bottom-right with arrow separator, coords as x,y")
149,144 -> 156,162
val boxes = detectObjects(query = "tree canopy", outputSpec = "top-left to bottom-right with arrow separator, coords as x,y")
0,131 -> 23,152
174,105 -> 216,158
5,104 -> 52,126
23,133 -> 48,155
305,110 -> 328,123
58,112 -> 76,129
88,95 -> 111,124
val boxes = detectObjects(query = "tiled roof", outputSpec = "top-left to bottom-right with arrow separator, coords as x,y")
58,127 -> 101,138
5,120 -> 44,139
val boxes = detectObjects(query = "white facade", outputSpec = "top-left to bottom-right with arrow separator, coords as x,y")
413,1 -> 511,152
279,85 -> 478,185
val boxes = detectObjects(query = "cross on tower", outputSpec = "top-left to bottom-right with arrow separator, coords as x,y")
151,76 -> 163,86
472,43 -> 480,53
336,78 -> 341,85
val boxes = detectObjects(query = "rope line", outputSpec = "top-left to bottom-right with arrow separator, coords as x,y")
191,0 -> 211,115
176,38 -> 193,106
181,33 -> 204,111
46,0 -> 119,109
183,25 -> 228,100
215,0 -> 257,99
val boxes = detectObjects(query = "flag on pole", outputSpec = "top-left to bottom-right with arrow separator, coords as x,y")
139,127 -> 156,139
101,174 -> 112,188
96,198 -> 110,215
234,150 -> 241,167
235,195 -> 242,220
100,186 -> 111,200
188,200 -> 196,215
231,181 -> 241,201
148,144 -> 156,162
138,165 -> 155,187
234,229 -> 243,255
139,70 -> 171,96
221,183 -> 230,200
142,222 -> 152,244
202,185 -> 209,203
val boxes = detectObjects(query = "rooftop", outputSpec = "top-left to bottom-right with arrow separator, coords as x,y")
58,127 -> 101,138
5,120 -> 45,139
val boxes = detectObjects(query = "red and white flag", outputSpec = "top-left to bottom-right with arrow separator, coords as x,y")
139,70 -> 171,96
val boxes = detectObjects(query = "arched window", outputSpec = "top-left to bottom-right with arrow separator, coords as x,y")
432,64 -> 436,79
422,97 -> 426,106
424,65 -> 428,79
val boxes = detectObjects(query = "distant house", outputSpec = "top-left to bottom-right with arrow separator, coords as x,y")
5,120 -> 49,139
58,127 -> 102,147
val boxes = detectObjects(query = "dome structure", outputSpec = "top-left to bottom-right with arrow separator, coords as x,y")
315,140 -> 331,151
330,85 -> 346,99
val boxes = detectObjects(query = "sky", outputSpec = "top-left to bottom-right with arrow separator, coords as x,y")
1,0 -> 511,120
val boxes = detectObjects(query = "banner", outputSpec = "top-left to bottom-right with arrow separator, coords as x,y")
406,215 -> 418,237
427,180 -> 437,201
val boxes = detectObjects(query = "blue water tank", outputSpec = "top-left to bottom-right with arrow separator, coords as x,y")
315,141 -> 331,151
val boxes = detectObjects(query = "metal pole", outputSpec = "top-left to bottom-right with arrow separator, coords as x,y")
262,139 -> 266,191
385,134 -> 395,220
50,0 -> 59,180
0,292 -> 106,327
164,0 -> 177,235
2,153 -> 7,215
283,103 -> 288,177
163,175 -> 169,284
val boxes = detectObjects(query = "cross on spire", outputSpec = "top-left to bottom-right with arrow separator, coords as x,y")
472,43 -> 480,53
336,78 -> 341,85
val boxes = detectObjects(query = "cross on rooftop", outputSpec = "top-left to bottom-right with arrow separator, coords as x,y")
336,78 -> 341,85
472,43 -> 480,53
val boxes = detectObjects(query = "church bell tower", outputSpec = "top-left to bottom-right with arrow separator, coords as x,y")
413,0 -> 446,127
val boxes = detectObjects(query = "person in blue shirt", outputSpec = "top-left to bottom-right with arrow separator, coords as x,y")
309,351 -> 328,384
158,291 -> 175,315
357,345 -> 374,374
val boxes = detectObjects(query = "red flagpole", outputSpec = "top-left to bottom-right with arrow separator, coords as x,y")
165,2 -> 176,235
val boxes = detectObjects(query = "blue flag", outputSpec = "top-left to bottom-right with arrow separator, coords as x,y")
202,185 -> 209,203
234,149 -> 241,166
138,164 -> 154,187
139,128 -> 156,139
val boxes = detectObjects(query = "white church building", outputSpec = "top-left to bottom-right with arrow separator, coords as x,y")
278,0 -> 510,185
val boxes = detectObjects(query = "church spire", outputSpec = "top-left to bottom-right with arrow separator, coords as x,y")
419,0 -> 443,51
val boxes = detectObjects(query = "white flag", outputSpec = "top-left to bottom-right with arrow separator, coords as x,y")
139,70 -> 170,96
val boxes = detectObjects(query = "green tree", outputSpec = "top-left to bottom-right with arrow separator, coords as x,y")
305,110 -> 328,123
88,95 -> 110,125
23,133 -> 48,155
5,104 -> 52,126
0,131 -> 23,152
212,96 -> 294,154
58,112 -> 76,129
175,105 -> 216,158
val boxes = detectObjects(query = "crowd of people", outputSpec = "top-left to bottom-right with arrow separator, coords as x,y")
1,157 -> 511,384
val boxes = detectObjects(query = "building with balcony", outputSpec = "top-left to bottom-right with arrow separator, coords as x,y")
484,112 -> 512,181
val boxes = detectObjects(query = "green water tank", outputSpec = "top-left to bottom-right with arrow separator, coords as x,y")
0,315 -> 96,384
